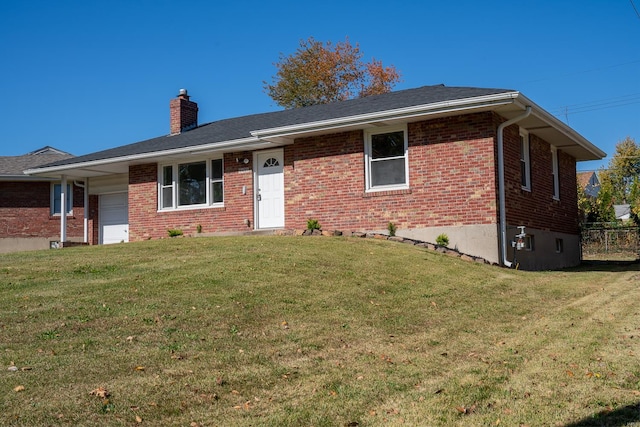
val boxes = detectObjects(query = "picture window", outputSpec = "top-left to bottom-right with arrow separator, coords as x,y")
159,158 -> 224,210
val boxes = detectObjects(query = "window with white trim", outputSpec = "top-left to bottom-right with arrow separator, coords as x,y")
551,146 -> 560,200
365,126 -> 409,191
160,165 -> 174,209
159,158 -> 224,210
210,159 -> 224,203
51,183 -> 72,216
520,129 -> 531,191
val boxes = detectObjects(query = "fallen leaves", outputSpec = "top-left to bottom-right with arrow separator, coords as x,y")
89,387 -> 110,398
233,401 -> 252,410
380,354 -> 393,364
455,404 -> 476,415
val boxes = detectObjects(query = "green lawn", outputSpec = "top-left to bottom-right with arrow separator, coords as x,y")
1,236 -> 639,426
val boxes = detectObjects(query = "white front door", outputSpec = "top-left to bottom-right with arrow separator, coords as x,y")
256,149 -> 284,229
100,192 -> 129,244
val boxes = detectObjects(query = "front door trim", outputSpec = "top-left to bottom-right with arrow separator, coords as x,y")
254,148 -> 285,229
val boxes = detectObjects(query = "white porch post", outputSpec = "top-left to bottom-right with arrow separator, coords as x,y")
60,175 -> 67,244
83,180 -> 89,243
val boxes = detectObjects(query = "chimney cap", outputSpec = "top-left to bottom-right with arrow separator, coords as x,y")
178,88 -> 188,97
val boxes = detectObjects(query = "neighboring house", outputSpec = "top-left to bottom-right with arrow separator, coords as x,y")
577,171 -> 600,198
0,147 -> 85,253
614,204 -> 631,222
26,86 -> 605,269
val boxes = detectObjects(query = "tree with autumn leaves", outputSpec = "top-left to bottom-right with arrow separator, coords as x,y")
264,37 -> 401,109
580,137 -> 640,225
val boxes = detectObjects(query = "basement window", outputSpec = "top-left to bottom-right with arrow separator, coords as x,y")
555,238 -> 564,253
364,125 -> 409,191
524,235 -> 535,251
159,158 -> 224,210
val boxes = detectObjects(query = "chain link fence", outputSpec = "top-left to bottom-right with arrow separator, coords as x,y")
581,224 -> 639,260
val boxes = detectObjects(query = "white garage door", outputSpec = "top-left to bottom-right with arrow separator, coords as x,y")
100,193 -> 129,244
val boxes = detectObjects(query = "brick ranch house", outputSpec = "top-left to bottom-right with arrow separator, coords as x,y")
26,85 -> 605,269
0,147 -> 85,253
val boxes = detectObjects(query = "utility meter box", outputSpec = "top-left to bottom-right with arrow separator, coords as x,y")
514,226 -> 527,251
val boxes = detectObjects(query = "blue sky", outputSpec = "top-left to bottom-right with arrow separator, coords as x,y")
1,1 -> 639,171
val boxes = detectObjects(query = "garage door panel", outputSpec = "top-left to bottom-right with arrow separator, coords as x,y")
100,193 -> 129,244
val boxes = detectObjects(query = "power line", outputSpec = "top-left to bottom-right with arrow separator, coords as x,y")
631,0 -> 640,20
550,93 -> 640,119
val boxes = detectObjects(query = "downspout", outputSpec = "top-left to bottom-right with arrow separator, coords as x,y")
497,106 -> 531,268
74,180 -> 88,243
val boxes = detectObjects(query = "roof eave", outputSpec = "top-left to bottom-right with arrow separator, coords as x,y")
515,94 -> 606,161
25,136 -> 272,178
251,92 -> 521,140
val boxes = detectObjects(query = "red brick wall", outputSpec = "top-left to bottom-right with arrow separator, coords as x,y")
502,123 -> 579,234
122,110 -> 579,242
127,152 -> 255,241
0,181 -> 84,239
285,112 -> 499,231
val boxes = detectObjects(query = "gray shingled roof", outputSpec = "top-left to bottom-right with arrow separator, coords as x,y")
38,85 -> 512,168
0,147 -> 74,177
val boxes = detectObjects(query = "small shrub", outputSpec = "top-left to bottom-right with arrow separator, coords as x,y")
436,233 -> 449,247
307,219 -> 321,230
168,228 -> 184,237
387,222 -> 397,237
196,224 -> 202,234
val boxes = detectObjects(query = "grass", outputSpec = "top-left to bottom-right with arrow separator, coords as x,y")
1,235 -> 639,426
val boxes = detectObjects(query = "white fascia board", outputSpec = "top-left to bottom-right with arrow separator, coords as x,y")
516,94 -> 606,159
251,92 -> 521,139
0,175 -> 59,182
24,136 -> 265,176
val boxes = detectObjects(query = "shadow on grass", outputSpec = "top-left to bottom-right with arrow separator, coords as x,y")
564,402 -> 640,426
565,259 -> 640,273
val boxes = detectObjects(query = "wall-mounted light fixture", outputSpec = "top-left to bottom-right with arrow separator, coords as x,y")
236,158 -> 249,164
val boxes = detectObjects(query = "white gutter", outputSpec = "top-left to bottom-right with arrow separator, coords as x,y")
497,106 -> 531,268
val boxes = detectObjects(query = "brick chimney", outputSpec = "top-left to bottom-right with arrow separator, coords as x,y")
170,89 -> 198,135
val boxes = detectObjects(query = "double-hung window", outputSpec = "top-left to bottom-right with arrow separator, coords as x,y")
51,183 -> 72,216
551,146 -> 559,200
210,159 -> 224,203
365,126 -> 409,191
159,158 -> 224,210
520,129 -> 531,191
